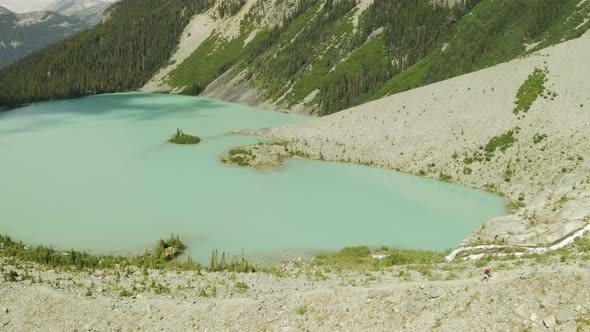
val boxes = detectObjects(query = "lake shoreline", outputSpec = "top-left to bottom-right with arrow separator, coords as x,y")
2,233 -> 589,331
218,33 -> 590,255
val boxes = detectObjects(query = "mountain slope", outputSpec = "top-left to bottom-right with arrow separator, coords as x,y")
161,0 -> 590,115
0,6 -> 11,14
0,0 -> 589,111
0,10 -> 90,69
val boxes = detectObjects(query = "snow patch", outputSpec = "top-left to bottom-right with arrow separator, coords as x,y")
0,40 -> 5,48
10,40 -> 23,48
15,12 -> 53,27
52,21 -> 73,28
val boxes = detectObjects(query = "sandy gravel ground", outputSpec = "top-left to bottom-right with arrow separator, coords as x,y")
2,254 -> 590,331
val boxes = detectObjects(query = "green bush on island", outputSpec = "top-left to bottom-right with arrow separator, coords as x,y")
168,128 -> 201,145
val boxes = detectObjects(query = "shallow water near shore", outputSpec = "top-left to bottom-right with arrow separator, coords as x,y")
0,93 -> 507,263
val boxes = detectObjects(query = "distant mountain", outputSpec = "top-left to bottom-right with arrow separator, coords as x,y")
0,6 -> 12,14
45,0 -> 113,26
0,10 -> 89,69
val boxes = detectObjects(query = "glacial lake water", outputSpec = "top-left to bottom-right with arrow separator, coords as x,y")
0,93 -> 507,263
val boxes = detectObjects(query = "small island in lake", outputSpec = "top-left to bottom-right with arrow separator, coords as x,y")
168,128 -> 201,144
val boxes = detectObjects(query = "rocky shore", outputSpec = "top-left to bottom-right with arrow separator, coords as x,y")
2,238 -> 590,331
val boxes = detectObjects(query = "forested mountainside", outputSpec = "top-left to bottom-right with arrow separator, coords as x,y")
0,0 -> 212,107
0,0 -> 589,112
0,9 -> 90,69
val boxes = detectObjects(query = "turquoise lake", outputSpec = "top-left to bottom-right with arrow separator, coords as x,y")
0,93 -> 507,263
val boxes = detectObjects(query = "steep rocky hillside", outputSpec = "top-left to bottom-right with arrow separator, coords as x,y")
146,0 -> 590,115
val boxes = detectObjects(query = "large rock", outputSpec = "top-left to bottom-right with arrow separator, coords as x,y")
404,300 -> 425,316
428,287 -> 443,299
555,308 -> 575,324
367,289 -> 390,299
543,315 -> 556,328
520,270 -> 536,280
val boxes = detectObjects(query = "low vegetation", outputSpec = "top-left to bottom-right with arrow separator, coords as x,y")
168,128 -> 201,145
513,68 -> 548,115
223,147 -> 256,166
0,233 -> 251,273
313,246 -> 446,271
485,129 -> 518,154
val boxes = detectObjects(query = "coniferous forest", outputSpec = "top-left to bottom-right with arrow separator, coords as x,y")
0,0 -> 588,113
0,0 -> 214,108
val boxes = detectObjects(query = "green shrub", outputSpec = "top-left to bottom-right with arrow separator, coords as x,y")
533,133 -> 547,144
168,128 -> 201,145
3,270 -> 18,282
296,305 -> 308,315
485,130 -> 517,154
235,282 -> 249,293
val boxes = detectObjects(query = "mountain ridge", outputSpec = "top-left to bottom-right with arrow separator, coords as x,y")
45,0 -> 113,25
0,9 -> 90,69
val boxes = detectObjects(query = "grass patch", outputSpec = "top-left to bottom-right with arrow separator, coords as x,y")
513,68 -> 548,115
507,201 -> 526,211
313,246 -> 445,270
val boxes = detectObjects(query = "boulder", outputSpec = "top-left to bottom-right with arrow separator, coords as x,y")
555,308 -> 575,324
367,289 -> 390,299
404,301 -> 424,316
520,270 -> 536,280
543,315 -> 556,328
1,307 -> 8,314
428,287 -> 443,299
